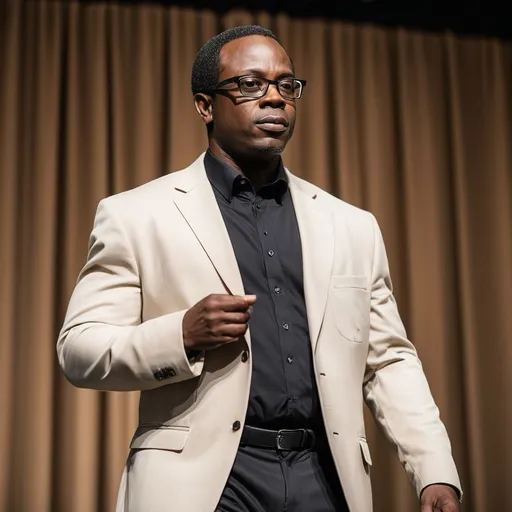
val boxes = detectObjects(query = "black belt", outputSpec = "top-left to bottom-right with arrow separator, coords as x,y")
241,425 -> 317,451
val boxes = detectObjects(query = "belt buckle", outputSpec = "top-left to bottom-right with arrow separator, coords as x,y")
276,429 -> 306,450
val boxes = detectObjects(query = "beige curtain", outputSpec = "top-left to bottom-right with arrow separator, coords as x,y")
1,2 -> 511,511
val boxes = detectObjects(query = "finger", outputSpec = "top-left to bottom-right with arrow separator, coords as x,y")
219,335 -> 244,344
217,322 -> 249,339
421,504 -> 434,512
201,295 -> 243,313
220,311 -> 251,324
441,503 -> 460,512
203,333 -> 244,346
212,295 -> 255,312
193,327 -> 245,348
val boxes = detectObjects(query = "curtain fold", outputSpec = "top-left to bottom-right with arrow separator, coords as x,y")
1,2 -> 510,511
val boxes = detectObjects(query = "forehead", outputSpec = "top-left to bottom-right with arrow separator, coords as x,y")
219,35 -> 293,77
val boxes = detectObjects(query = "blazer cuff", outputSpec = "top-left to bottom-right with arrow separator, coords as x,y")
142,309 -> 204,383
420,483 -> 463,503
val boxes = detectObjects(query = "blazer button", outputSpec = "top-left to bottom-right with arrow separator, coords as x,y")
241,350 -> 249,362
232,421 -> 241,431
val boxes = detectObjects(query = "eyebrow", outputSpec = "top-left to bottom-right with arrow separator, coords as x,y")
238,68 -> 295,78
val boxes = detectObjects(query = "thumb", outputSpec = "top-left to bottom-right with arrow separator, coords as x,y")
421,504 -> 434,512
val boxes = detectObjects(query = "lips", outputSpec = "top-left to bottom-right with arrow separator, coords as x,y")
255,115 -> 289,133
256,115 -> 289,126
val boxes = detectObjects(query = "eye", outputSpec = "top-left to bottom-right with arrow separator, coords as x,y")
280,80 -> 294,91
240,77 -> 265,93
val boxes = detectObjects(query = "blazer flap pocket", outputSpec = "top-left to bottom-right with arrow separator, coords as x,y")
333,275 -> 368,290
130,425 -> 190,451
359,437 -> 372,466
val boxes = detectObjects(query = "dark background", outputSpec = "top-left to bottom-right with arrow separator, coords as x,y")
83,0 -> 512,41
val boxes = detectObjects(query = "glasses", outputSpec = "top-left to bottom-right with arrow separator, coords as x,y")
213,75 -> 307,100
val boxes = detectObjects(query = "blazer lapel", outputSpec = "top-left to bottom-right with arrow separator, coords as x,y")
172,155 -> 246,298
171,156 -> 333,352
287,173 -> 334,352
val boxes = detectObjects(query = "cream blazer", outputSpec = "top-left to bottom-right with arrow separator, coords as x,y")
57,154 -> 461,512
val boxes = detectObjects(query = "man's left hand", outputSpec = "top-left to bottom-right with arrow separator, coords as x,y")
421,484 -> 461,511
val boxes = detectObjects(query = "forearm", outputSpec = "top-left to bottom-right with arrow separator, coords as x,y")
58,309 -> 203,391
364,355 -> 461,497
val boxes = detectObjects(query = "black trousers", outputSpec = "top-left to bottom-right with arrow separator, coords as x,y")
216,441 -> 349,512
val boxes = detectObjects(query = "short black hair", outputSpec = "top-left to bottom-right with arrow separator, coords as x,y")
191,25 -> 279,96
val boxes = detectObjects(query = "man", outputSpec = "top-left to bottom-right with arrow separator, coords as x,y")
57,25 -> 462,512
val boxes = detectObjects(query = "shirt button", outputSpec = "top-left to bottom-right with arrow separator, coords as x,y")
241,350 -> 249,362
264,231 -> 268,236
232,421 -> 241,431
268,250 -> 275,257
282,323 -> 289,330
274,286 -> 282,294
240,178 -> 247,185
256,204 -> 261,210
287,357 -> 293,364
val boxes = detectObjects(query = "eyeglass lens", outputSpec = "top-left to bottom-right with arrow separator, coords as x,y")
239,77 -> 302,99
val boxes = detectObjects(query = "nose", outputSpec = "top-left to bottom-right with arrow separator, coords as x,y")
260,83 -> 286,108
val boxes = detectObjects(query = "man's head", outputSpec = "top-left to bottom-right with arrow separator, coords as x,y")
192,25 -> 304,162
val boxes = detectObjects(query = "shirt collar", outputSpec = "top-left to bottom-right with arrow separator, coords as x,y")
204,149 -> 288,204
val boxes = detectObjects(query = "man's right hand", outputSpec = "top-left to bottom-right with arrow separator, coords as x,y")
182,294 -> 257,352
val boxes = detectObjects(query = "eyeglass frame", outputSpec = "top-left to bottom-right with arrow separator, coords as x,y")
210,75 -> 307,100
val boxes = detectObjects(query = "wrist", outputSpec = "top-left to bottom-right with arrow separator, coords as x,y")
185,349 -> 201,359
182,330 -> 200,359
182,321 -> 194,350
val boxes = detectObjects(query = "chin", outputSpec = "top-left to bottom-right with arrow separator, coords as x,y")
257,146 -> 284,155
252,138 -> 287,156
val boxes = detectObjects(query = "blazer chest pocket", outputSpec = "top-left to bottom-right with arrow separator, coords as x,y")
331,275 -> 370,343
130,424 -> 190,452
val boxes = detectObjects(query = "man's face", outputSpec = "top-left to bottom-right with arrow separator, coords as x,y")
209,35 -> 297,158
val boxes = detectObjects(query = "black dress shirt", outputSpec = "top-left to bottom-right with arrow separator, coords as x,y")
204,150 -> 320,430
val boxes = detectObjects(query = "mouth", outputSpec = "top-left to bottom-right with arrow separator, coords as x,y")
255,115 -> 289,133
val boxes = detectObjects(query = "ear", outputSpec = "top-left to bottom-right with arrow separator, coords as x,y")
194,93 -> 214,126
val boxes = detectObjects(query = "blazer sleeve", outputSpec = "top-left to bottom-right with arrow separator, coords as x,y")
363,213 -> 462,500
57,198 -> 204,391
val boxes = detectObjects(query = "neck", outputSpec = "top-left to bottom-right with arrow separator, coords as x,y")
208,142 -> 281,191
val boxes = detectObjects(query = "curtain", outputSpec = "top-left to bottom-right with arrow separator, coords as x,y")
1,2 -> 511,511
